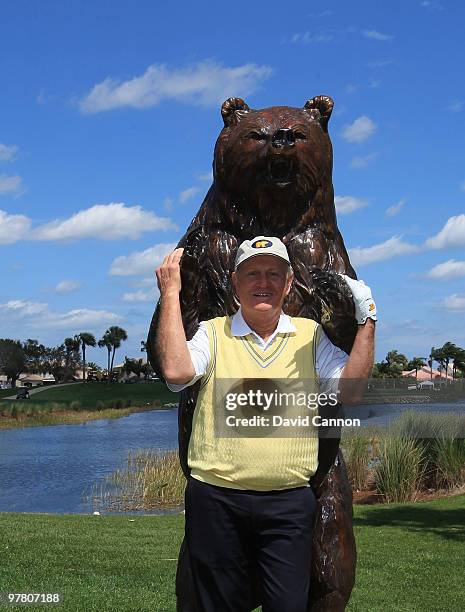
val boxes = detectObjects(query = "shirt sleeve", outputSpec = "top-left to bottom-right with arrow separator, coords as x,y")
166,321 -> 211,392
316,329 -> 348,393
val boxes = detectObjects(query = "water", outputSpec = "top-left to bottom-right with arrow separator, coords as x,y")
357,401 -> 465,428
1,402 -> 464,514
0,409 -> 178,514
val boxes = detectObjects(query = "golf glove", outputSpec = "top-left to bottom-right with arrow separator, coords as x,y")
340,275 -> 377,325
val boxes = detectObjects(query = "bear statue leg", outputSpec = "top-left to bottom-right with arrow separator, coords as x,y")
308,451 -> 356,612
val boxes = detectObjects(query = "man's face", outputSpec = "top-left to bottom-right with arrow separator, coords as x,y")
232,256 -> 293,316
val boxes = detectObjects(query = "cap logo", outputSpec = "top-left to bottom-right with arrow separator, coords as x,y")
252,239 -> 273,249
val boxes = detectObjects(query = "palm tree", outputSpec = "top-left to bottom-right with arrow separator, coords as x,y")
105,326 -> 128,379
98,332 -> 112,379
431,347 -> 446,381
64,337 -> 80,368
407,357 -> 426,382
75,332 -> 96,382
451,347 -> 465,380
440,342 -> 458,384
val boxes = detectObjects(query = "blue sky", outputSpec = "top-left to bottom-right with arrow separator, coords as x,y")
1,0 -> 464,367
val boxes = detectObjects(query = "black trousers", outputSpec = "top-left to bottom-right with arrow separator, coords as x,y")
184,477 -> 317,612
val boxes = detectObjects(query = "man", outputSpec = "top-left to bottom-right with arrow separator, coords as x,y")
156,236 -> 376,612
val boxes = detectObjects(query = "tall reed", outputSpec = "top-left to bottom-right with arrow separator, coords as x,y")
342,431 -> 371,491
374,436 -> 425,503
88,450 -> 185,512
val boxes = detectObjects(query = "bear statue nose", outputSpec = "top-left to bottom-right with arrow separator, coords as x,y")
272,128 -> 295,149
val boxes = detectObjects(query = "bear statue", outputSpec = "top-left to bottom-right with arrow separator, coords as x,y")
148,95 -> 359,611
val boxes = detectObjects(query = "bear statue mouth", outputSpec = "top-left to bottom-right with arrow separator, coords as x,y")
268,158 -> 295,187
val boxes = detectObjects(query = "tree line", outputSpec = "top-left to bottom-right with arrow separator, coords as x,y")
0,326 -> 128,387
373,342 -> 465,380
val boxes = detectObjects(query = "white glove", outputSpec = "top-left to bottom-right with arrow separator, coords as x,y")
340,275 -> 377,325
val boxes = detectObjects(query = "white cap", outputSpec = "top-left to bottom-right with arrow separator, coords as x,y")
234,236 -> 291,270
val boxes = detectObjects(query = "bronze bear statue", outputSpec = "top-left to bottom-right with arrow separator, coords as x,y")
148,95 -> 359,611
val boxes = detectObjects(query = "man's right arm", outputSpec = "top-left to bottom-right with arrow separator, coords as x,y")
155,248 -> 196,385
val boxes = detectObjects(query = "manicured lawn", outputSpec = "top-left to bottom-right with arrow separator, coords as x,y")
1,495 -> 464,611
0,388 -> 17,398
0,382 -> 177,409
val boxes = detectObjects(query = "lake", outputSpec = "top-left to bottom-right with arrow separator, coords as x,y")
1,402 -> 463,514
0,408 -> 178,514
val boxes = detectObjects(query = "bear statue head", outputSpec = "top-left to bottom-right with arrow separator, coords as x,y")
213,96 -> 335,234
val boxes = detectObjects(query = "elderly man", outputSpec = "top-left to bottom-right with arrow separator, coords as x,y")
156,236 -> 376,612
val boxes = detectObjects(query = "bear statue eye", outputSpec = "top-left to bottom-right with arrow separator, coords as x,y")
294,130 -> 307,140
246,131 -> 267,141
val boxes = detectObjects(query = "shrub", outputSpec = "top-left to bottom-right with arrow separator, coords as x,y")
70,401 -> 82,411
432,437 -> 465,489
374,436 -> 425,503
342,431 -> 371,491
95,401 -> 105,411
87,450 -> 185,512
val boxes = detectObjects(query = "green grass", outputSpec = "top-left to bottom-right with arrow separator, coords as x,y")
0,388 -> 16,398
1,495 -> 464,611
0,382 -> 177,409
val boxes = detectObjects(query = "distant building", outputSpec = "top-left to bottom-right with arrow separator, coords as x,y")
402,365 -> 453,381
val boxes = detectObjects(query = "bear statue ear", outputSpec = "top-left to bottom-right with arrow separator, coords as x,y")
303,95 -> 334,131
221,97 -> 251,127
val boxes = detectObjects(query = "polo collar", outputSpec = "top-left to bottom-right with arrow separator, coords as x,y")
231,308 -> 297,338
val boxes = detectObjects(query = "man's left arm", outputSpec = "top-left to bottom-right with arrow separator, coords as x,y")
339,276 -> 377,403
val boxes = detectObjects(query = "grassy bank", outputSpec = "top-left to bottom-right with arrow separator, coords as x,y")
1,382 -> 177,407
0,382 -> 178,429
0,495 -> 464,611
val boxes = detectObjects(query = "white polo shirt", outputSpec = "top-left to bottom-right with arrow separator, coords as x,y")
168,309 -> 348,392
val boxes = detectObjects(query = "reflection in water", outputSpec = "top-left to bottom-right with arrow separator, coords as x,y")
0,409 -> 178,514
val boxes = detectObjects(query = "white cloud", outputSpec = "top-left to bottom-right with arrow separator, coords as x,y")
421,1 -> 444,11
341,116 -> 377,143
0,209 -> 31,244
0,144 -> 18,162
349,236 -> 419,267
350,153 -> 377,169
345,84 -> 358,94
55,280 -> 82,294
367,59 -> 393,68
385,198 -> 406,217
198,171 -> 213,182
45,308 -> 121,329
79,61 -> 273,113
0,299 -> 121,330
426,259 -> 465,280
0,300 -> 48,317
290,32 -> 334,45
0,174 -> 23,195
110,242 -> 177,276
425,215 -> 465,249
122,289 -> 156,302
363,30 -> 394,41
163,197 -> 174,211
32,202 -> 175,242
446,100 -> 463,112
442,294 -> 465,312
334,195 -> 368,215
179,186 -> 200,203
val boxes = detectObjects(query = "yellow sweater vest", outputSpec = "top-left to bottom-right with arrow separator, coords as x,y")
188,316 -> 322,490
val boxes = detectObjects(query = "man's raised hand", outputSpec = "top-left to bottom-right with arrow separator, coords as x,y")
156,248 -> 184,296
340,275 -> 377,325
